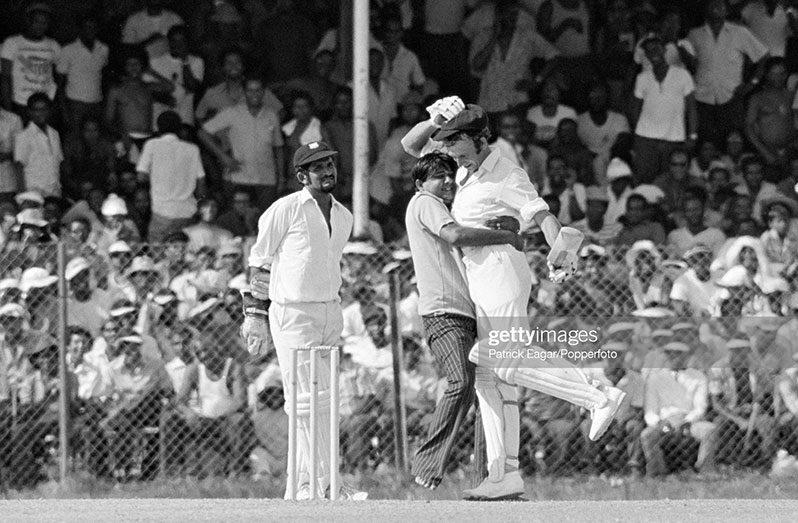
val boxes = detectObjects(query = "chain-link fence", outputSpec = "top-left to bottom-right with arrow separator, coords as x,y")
2,236 -> 798,493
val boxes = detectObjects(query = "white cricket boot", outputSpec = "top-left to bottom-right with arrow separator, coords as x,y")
462,470 -> 524,501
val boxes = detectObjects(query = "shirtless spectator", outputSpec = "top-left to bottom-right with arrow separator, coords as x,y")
56,15 -> 109,139
122,0 -> 184,59
745,57 -> 795,169
0,3 -> 60,116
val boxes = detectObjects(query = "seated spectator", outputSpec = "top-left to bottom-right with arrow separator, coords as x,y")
745,57 -> 795,169
282,90 -> 332,171
667,188 -> 726,257
215,190 -> 259,238
160,332 -> 250,476
703,162 -> 737,227
759,194 -> 798,271
96,193 -> 141,255
625,240 -> 668,310
198,76 -> 284,211
66,257 -> 112,338
121,0 -> 184,58
216,238 -> 244,279
670,245 -> 720,318
150,25 -> 204,125
577,81 -> 629,184
106,241 -> 136,302
571,186 -> 622,246
641,342 -> 718,476
154,231 -> 189,287
605,157 -> 635,225
616,194 -> 666,246
776,295 -> 798,369
542,155 -> 586,225
493,112 -> 548,188
631,33 -> 696,184
720,130 -> 749,177
739,155 -> 779,226
547,118 -> 595,185
62,116 -> 116,200
127,255 -> 163,303
0,105 -> 23,198
775,149 -> 798,204
282,50 -> 341,121
183,197 -> 233,253
137,111 -> 206,242
526,82 -> 576,147
56,15 -> 108,140
14,93 -> 62,196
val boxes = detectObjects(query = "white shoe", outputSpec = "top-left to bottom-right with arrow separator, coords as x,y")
589,387 -> 626,441
333,482 -> 368,501
462,470 -> 524,500
284,483 -> 311,501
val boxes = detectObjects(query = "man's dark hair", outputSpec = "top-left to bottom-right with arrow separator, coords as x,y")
121,45 -> 149,70
163,231 -> 189,243
626,193 -> 648,209
684,185 -> 708,206
27,92 -> 51,109
157,110 -> 182,134
411,151 -> 457,186
220,45 -> 244,65
334,86 -> 353,99
68,325 -> 92,342
546,154 -> 566,169
243,73 -> 264,88
741,154 -> 764,172
167,24 -> 189,41
290,89 -> 315,109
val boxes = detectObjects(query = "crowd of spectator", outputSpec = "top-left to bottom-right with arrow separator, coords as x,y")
2,0 -> 798,489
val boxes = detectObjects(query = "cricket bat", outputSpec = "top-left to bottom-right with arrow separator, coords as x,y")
547,227 -> 584,283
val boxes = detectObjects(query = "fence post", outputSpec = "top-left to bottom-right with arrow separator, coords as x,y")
57,241 -> 70,484
388,271 -> 408,473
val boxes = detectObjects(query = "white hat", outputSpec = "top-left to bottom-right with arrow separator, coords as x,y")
19,267 -> 58,293
0,278 -> 20,291
606,158 -> 633,181
663,342 -> 690,352
716,265 -> 753,288
108,240 -> 133,254
218,237 -> 242,258
126,256 -> 157,277
343,241 -> 378,255
110,302 -> 137,317
601,341 -> 629,352
625,240 -> 662,270
607,322 -> 637,335
187,297 -> 219,320
0,303 -> 28,318
101,193 -> 128,216
65,257 -> 91,281
652,328 -> 673,339
153,290 -> 177,306
632,184 -> 665,205
725,338 -> 749,351
672,322 -> 696,332
117,334 -> 143,345
14,191 -> 44,207
761,276 -> 789,295
392,249 -> 413,261
16,208 -> 48,228
631,307 -> 675,318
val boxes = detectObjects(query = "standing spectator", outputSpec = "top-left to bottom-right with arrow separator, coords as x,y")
56,15 -> 109,140
542,154 -> 586,225
62,116 -> 116,200
745,57 -> 795,169
14,93 -> 63,197
283,50 -> 339,121
631,34 -> 697,184
526,82 -> 576,147
183,197 -> 233,253
688,0 -> 769,147
150,25 -> 204,126
122,0 -> 184,59
667,190 -> 727,257
380,15 -> 425,102
740,155 -> 779,226
740,0 -> 796,58
470,1 -> 558,117
493,112 -> 548,187
326,87 -> 378,202
633,7 -> 696,71
136,111 -> 206,242
282,91 -> 332,171
198,76 -> 285,211
367,48 -> 398,149
195,48 -> 283,123
0,106 -> 22,199
0,3 -> 60,116
96,193 -> 141,254
577,81 -> 629,185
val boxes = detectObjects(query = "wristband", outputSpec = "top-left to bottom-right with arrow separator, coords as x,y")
242,291 -> 270,317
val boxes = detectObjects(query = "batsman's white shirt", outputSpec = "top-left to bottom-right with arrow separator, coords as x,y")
248,187 -> 353,305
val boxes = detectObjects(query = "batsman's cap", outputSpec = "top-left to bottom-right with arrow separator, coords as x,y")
662,341 -> 690,353
585,185 -> 609,203
108,240 -> 132,255
726,338 -> 750,351
65,257 -> 91,281
631,307 -> 675,318
293,141 -> 338,169
606,158 -> 633,181
683,244 -> 712,261
652,328 -> 673,339
607,321 -> 637,335
601,341 -> 629,352
431,104 -> 488,141
579,244 -> 607,258
14,190 -> 44,207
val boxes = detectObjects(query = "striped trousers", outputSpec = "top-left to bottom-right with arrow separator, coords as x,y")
412,313 -> 477,484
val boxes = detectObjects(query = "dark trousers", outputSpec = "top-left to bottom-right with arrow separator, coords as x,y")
697,97 -> 745,148
633,135 -> 684,184
411,314 -> 477,484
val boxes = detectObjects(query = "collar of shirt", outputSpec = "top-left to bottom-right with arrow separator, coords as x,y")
703,22 -> 730,38
298,185 -> 345,211
159,133 -> 179,142
416,189 -> 446,205
460,148 -> 501,187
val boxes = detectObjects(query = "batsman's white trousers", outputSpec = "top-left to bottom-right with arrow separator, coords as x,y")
270,300 -> 343,497
462,244 -> 606,478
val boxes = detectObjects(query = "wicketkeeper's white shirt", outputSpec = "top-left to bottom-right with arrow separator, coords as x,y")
248,187 -> 353,304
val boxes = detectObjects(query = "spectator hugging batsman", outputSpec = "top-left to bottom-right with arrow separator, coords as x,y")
402,96 -> 627,500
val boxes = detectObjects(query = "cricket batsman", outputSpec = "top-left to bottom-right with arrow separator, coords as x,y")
240,141 -> 366,501
403,99 -> 626,500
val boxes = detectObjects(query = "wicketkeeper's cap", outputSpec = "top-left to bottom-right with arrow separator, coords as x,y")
431,104 -> 488,141
293,141 -> 338,169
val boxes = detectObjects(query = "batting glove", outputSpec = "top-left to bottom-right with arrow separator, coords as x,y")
240,291 -> 274,356
427,96 -> 465,126
547,251 -> 579,283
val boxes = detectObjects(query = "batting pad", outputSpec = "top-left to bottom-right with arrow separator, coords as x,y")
495,357 -> 607,410
474,366 -> 520,481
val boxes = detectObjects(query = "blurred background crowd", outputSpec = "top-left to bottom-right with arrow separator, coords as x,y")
3,0 -> 798,491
